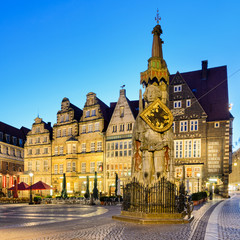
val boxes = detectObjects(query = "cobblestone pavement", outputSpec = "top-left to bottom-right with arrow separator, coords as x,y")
218,193 -> 240,240
0,198 -> 224,240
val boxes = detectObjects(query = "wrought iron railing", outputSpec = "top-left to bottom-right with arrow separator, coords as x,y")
122,177 -> 181,214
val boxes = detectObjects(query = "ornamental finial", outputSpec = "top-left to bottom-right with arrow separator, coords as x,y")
155,9 -> 161,25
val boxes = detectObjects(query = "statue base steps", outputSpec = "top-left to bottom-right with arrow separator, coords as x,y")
112,211 -> 194,224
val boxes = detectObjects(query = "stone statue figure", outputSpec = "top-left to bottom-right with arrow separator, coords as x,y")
132,84 -> 173,184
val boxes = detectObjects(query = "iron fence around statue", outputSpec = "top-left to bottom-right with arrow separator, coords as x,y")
122,177 -> 177,214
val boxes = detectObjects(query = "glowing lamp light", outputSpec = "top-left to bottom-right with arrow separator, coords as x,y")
209,178 -> 218,182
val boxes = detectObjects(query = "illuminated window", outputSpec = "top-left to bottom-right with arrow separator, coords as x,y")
174,140 -> 183,158
90,162 -> 95,173
60,146 -> 63,155
44,161 -> 48,172
28,161 -> 32,171
174,100 -> 181,108
36,161 -> 40,172
190,120 -> 198,131
91,142 -> 95,152
186,167 -> 193,178
194,167 -> 201,177
95,122 -> 99,131
81,162 -> 86,173
62,129 -> 66,137
72,144 -> 76,154
55,147 -> 58,155
180,121 -> 188,132
175,168 -> 183,178
67,162 -> 71,172
97,141 -> 102,151
186,99 -> 191,107
82,125 -> 86,133
88,124 -> 93,132
82,143 -> 86,153
72,162 -> 76,172
54,165 -> 58,174
59,164 -> 63,174
57,129 -> 61,137
174,85 -> 182,92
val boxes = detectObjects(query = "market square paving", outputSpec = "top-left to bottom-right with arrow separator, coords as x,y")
1,194 -> 240,240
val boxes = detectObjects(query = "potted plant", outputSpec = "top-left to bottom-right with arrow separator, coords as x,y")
34,196 -> 42,204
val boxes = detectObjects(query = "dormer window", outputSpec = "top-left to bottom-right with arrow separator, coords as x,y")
0,132 -> 3,141
12,137 -> 17,145
214,122 -> 220,128
86,110 -> 90,117
65,114 -> 69,122
60,116 -> 64,123
6,134 -> 10,143
120,106 -> 124,117
174,85 -> 182,92
36,127 -> 40,133
92,109 -> 96,116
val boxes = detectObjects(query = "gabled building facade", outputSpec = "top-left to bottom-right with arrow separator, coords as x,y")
170,61 -> 233,197
0,121 -> 29,195
78,92 -> 110,194
22,117 -> 52,195
51,97 -> 82,194
105,89 -> 138,194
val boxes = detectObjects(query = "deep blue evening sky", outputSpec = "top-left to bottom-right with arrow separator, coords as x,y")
1,1 -> 240,149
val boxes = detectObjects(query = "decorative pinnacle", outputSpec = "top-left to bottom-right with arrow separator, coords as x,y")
155,9 -> 161,25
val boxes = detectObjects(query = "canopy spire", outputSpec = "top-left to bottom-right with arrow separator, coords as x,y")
155,8 -> 161,25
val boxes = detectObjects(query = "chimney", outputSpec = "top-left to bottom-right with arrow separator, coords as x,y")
202,60 -> 208,80
120,89 -> 126,96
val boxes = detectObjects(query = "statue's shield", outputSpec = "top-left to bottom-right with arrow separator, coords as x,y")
140,98 -> 173,133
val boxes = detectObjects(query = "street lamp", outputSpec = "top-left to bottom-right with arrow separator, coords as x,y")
197,173 -> 201,192
29,172 -> 34,205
